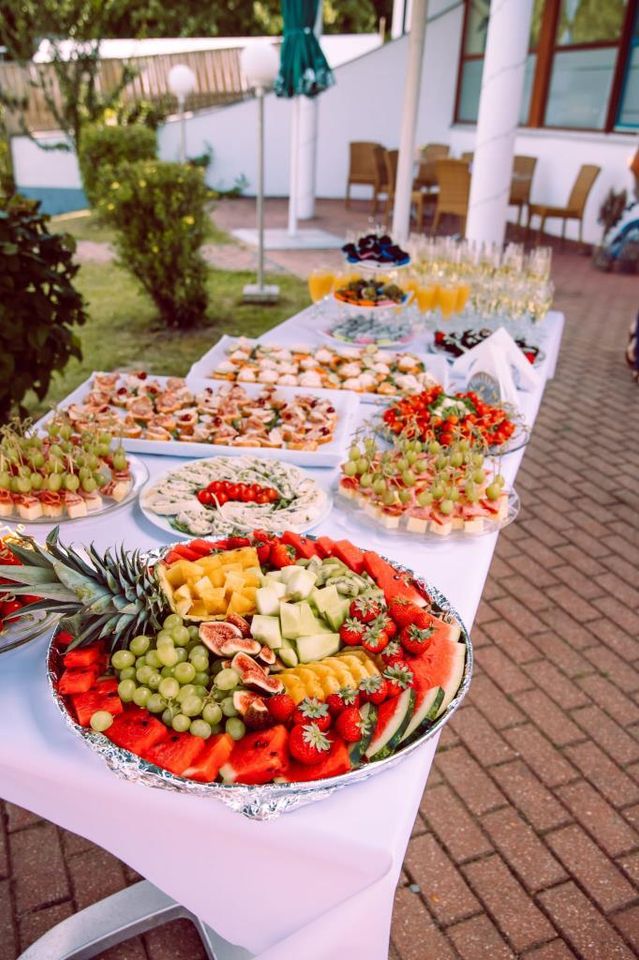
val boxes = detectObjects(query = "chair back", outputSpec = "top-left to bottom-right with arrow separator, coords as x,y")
435,159 -> 471,216
567,164 -> 601,215
415,143 -> 450,188
384,149 -> 399,198
460,152 -> 474,165
509,155 -> 537,205
348,142 -> 384,183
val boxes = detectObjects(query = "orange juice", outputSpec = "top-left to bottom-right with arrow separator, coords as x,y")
437,284 -> 458,319
308,270 -> 335,302
456,283 -> 470,313
416,283 -> 437,312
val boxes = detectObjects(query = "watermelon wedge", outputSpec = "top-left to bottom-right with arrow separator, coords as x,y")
415,608 -> 461,645
362,552 -> 426,607
70,685 -> 124,727
144,732 -> 207,776
106,707 -> 168,755
58,665 -> 100,695
401,637 -> 467,744
330,540 -> 365,575
220,725 -> 289,784
63,643 -> 104,669
365,688 -> 415,761
183,733 -> 234,782
282,736 -> 351,782
281,531 -> 317,560
348,702 -> 378,765
314,536 -> 336,559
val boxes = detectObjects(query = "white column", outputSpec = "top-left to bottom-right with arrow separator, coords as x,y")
465,0 -> 534,246
391,0 -> 406,38
288,96 -> 300,237
391,0 -> 428,243
297,95 -> 318,219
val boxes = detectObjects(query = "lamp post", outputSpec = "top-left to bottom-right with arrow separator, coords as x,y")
168,64 -> 196,164
240,41 -> 280,303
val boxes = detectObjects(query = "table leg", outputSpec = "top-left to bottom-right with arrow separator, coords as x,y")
17,879 -> 254,960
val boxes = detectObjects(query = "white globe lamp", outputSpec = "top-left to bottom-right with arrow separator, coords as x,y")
168,64 -> 196,163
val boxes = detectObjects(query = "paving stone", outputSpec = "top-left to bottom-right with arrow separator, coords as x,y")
481,807 -> 566,893
617,849 -> 639,885
563,742 -> 639,807
403,834 -> 480,926
5,803 -> 43,832
0,878 -> 17,960
0,813 -> 7,880
482,617 -> 541,663
435,746 -> 507,816
576,674 -> 639,726
556,780 -> 638,858
585,616 -> 638,662
19,902 -> 74,951
538,881 -> 636,959
530,631 -> 594,679
546,824 -> 636,913
592,595 -> 639,638
419,783 -> 493,864
391,885 -> 457,960
582,646 -> 639,694
448,705 -> 516,766
516,689 -> 585,747
538,608 -> 596,651
523,940 -> 578,960
613,905 -> 639,955
504,725 -> 577,788
61,828 -> 97,858
448,914 -> 516,960
68,846 -> 128,910
571,705 -> 639,765
463,854 -> 555,952
476,647 -> 535,695
467,675 -> 526,729
96,937 -> 148,960
144,918 -> 207,960
491,760 -> 569,832
555,545 -> 606,578
9,823 -> 70,914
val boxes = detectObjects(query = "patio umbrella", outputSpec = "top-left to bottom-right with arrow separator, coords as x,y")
274,0 -> 334,235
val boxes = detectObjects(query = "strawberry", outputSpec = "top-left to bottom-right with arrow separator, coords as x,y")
335,705 -> 365,743
387,597 -> 418,628
256,542 -> 272,564
269,542 -> 296,569
339,617 -> 366,646
292,697 -> 331,731
349,596 -> 384,624
383,661 -> 415,696
380,615 -> 397,639
326,687 -> 360,717
289,723 -> 333,765
380,639 -> 403,665
362,623 -> 390,655
267,693 -> 296,724
358,674 -> 389,705
399,623 -> 435,656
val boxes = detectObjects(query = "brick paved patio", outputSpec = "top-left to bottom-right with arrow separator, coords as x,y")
1,199 -> 638,959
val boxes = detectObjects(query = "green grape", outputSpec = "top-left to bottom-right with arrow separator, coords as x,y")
402,470 -> 416,487
398,489 -> 411,504
112,649 -> 135,670
159,677 -> 179,700
435,455 -> 449,471
160,666 -> 175,679
177,684 -> 196,703
448,488 -> 460,502
188,644 -> 208,661
428,441 -> 440,454
406,450 -> 418,465
355,458 -> 369,475
450,452 -> 464,468
360,472 -> 373,488
172,714 -> 191,733
156,630 -> 174,647
210,660 -> 224,677
494,474 -> 506,488
129,635 -> 151,656
414,459 -> 429,474
59,423 -> 73,441
486,483 -> 501,501
16,476 -> 32,494
202,702 -> 223,726
343,461 -> 357,477
0,470 -> 10,489
190,719 -> 212,739
133,686 -> 151,708
136,665 -> 154,685
162,705 -> 179,726
382,489 -> 397,507
188,626 -> 200,642
146,671 -> 162,691
30,473 -> 44,491
181,695 -> 204,718
135,656 -> 147,668
171,625 -> 190,647
146,693 -> 167,714
174,661 -> 196,685
112,452 -> 128,471
215,668 -> 240,691
118,667 -> 136,681
193,685 -> 208,699
81,477 -> 97,493
78,466 -> 92,481
90,711 -> 113,732
221,696 -> 238,717
174,647 -> 188,663
364,437 -> 377,455
431,483 -> 445,500
349,444 -> 361,460
372,477 -> 387,495
9,477 -> 20,493
64,474 -> 80,492
471,452 -> 484,467
417,491 -> 433,507
439,499 -> 454,516
190,654 -> 209,673
226,717 -> 246,740
94,473 -> 107,488
145,650 -> 162,669
163,613 -> 183,630
157,646 -> 178,667
117,679 -> 137,702
194,671 -> 210,686
396,457 -> 409,472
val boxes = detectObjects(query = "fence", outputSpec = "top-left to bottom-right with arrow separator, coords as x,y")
0,46 -> 252,134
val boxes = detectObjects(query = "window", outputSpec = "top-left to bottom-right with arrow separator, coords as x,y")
454,0 -> 639,133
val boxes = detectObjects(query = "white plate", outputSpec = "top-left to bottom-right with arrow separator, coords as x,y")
37,374 -> 359,469
138,456 -> 333,540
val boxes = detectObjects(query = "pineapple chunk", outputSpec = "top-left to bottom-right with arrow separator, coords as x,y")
240,585 -> 257,602
173,583 -> 193,617
224,571 -> 246,594
208,587 -> 228,615
208,568 -> 225,588
227,591 -> 256,616
227,546 -> 259,568
164,559 -> 202,588
220,562 -> 243,575
189,601 -> 209,619
193,577 -> 228,614
196,554 -> 223,573
241,570 -> 261,588
280,651 -> 380,703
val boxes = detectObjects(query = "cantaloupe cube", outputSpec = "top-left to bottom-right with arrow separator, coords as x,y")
227,591 -> 255,615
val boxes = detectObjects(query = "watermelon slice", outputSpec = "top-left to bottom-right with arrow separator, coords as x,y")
314,536 -> 336,559
70,685 -> 124,727
280,531 -> 317,560
219,725 -> 289,784
63,643 -> 104,669
348,702 -> 378,765
282,736 -> 351,782
106,707 -> 168,755
362,552 -> 426,607
401,638 -> 467,743
183,733 -> 234,782
330,540 -> 365,575
144,732 -> 206,777
365,688 -> 415,761
58,665 -> 100,695
415,608 -> 461,645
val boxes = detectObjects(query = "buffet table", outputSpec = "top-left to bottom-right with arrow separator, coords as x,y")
0,307 -> 564,960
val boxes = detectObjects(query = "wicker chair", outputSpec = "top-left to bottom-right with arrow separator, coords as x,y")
527,164 -> 601,244
346,141 -> 387,213
509,155 -> 537,226
382,149 -> 426,229
431,159 -> 471,235
413,143 -> 450,191
460,152 -> 474,165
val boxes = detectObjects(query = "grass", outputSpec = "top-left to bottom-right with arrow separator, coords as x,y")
50,204 -> 231,247
26,260 -> 309,418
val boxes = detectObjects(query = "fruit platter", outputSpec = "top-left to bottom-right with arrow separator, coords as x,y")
334,278 -> 410,310
140,457 -> 331,539
342,233 -> 410,269
39,372 -> 358,468
189,336 -> 443,400
432,329 -> 543,366
338,435 -> 518,539
0,414 -> 146,523
381,386 -> 529,454
0,528 -> 470,818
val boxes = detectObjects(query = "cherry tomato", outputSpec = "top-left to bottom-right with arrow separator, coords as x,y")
197,490 -> 213,505
216,492 -> 228,506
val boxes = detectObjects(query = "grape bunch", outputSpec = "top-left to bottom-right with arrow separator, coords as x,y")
103,614 -> 247,742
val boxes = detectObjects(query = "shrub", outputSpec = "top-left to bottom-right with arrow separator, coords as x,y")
99,160 -> 209,330
0,196 -> 86,422
78,124 -> 157,207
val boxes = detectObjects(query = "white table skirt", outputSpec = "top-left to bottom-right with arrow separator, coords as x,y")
0,306 -> 564,958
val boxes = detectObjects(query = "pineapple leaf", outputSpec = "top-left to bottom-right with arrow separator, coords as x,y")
86,592 -> 118,615
4,583 -> 77,602
3,543 -> 53,569
0,565 -> 59,585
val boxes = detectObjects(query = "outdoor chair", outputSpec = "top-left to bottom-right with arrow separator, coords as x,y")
527,164 -> 601,245
346,141 -> 387,213
413,143 -> 450,192
509,155 -> 537,226
431,159 -> 471,235
383,148 -> 426,230
460,151 -> 474,165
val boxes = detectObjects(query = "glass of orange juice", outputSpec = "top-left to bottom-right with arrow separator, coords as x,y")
308,268 -> 335,303
416,281 -> 436,314
456,281 -> 471,314
437,283 -> 458,320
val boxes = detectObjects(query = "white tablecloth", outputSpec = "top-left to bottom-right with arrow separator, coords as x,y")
0,308 -> 564,958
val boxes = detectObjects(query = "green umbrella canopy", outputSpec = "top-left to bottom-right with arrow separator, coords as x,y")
274,0 -> 335,98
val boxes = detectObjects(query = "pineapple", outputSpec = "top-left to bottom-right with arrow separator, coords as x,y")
280,651 -> 380,703
0,528 -> 167,651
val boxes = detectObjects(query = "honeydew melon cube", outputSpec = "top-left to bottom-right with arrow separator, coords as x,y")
323,597 -> 352,632
256,586 -> 282,616
297,633 -> 341,664
279,636 -> 299,667
286,568 -> 318,601
251,615 -> 282,649
310,585 -> 339,617
279,565 -> 302,585
280,601 -> 303,639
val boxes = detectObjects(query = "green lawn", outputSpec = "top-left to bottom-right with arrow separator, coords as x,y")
27,260 -> 309,418
50,205 -> 230,247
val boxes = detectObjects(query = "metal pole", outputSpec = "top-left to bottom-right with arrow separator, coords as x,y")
178,95 -> 186,164
391,0 -> 428,242
257,86 -> 265,291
